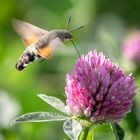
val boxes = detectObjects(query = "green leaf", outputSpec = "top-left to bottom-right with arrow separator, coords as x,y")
111,123 -> 125,140
11,112 -> 68,125
63,119 -> 82,140
37,94 -> 67,114
94,123 -> 114,140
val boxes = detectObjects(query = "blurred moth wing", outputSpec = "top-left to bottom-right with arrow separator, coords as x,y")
12,19 -> 49,46
12,19 -> 54,71
12,19 -> 53,59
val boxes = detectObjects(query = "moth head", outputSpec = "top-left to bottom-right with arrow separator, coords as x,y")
52,30 -> 73,42
63,30 -> 73,41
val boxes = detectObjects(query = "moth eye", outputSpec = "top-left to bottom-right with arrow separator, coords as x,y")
64,33 -> 72,39
65,35 -> 68,39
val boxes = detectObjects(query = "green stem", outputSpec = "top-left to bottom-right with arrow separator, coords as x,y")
78,126 -> 95,140
87,127 -> 95,140
78,127 -> 89,140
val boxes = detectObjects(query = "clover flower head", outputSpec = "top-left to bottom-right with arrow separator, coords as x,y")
65,50 -> 136,123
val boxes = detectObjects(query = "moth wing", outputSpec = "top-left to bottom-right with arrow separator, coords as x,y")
37,38 -> 62,58
37,47 -> 53,58
12,19 -> 49,46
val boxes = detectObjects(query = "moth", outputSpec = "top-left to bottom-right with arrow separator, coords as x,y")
12,18 -> 82,71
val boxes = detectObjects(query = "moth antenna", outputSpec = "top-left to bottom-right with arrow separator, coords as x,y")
66,16 -> 71,30
71,39 -> 81,58
70,25 -> 84,32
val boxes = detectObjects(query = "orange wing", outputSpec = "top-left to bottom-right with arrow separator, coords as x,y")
37,47 -> 53,58
22,37 -> 38,46
12,19 -> 49,46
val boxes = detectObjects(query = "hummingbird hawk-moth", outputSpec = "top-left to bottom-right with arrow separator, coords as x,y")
12,18 -> 83,71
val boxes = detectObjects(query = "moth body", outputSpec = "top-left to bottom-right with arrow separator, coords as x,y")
12,19 -> 73,71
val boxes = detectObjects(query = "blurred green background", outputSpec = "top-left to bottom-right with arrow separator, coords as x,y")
0,0 -> 140,139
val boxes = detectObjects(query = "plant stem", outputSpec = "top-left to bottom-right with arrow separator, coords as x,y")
78,127 -> 89,140
78,126 -> 95,140
87,127 -> 95,140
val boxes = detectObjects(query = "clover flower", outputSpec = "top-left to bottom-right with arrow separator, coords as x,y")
123,31 -> 140,64
65,50 -> 136,123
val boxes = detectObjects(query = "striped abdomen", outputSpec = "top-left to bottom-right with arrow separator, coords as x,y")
15,46 -> 39,71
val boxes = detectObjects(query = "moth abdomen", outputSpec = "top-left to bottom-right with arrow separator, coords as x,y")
15,48 -> 38,71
